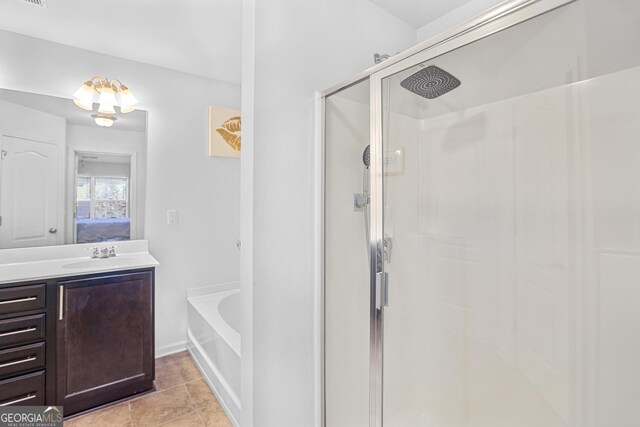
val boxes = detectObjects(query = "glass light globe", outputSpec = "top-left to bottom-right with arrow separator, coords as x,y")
73,98 -> 93,111
73,81 -> 94,101
92,114 -> 116,128
73,81 -> 95,110
118,85 -> 138,114
97,85 -> 118,106
98,103 -> 116,114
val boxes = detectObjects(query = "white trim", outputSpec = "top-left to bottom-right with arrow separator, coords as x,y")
369,71 -> 385,427
129,152 -> 139,239
154,340 -> 187,358
313,91 -> 325,427
240,0 -> 256,425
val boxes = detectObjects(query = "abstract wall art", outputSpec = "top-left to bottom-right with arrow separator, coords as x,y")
208,105 -> 241,158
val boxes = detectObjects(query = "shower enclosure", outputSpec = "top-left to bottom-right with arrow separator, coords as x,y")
323,0 -> 640,426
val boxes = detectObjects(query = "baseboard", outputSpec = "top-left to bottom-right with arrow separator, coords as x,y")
155,340 -> 187,358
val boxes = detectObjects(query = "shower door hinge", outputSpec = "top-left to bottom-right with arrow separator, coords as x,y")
375,272 -> 389,309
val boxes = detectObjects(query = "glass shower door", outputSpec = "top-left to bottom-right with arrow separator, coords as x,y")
324,79 -> 373,426
376,1 -> 640,426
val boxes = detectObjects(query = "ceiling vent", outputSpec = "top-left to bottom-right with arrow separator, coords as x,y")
21,0 -> 47,8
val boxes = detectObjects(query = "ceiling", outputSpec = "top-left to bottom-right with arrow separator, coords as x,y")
0,89 -> 147,132
367,0 -> 473,28
0,0 -> 242,84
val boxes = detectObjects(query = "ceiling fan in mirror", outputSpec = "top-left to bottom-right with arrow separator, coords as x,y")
72,77 -> 138,127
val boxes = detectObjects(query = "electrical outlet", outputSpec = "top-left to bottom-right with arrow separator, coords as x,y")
167,210 -> 178,225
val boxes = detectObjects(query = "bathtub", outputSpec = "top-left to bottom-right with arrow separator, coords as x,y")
187,282 -> 240,425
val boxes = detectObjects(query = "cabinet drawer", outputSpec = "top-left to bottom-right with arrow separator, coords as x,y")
0,284 -> 46,316
0,314 -> 45,349
0,370 -> 45,406
0,342 -> 45,379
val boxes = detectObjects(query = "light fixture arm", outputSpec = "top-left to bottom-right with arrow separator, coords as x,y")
110,79 -> 125,90
85,76 -> 107,91
85,77 -> 129,93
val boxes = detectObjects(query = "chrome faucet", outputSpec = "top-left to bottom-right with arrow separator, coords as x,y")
99,247 -> 109,258
88,247 -> 100,259
87,245 -> 118,259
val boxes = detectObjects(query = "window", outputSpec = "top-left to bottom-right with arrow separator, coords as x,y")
76,176 -> 129,219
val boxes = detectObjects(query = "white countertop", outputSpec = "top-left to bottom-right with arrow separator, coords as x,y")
0,240 -> 159,284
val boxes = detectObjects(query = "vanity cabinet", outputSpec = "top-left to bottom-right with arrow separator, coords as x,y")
0,265 -> 155,413
0,281 -> 51,407
56,269 -> 154,415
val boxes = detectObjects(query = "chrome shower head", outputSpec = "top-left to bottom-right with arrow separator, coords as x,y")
400,65 -> 461,99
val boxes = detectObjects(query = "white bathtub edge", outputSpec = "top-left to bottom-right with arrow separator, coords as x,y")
187,281 -> 240,299
189,290 -> 241,356
188,329 -> 241,426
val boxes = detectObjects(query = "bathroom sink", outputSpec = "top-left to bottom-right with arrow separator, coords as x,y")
62,256 -> 141,270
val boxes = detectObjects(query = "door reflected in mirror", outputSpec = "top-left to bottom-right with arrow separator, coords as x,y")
0,88 -> 147,249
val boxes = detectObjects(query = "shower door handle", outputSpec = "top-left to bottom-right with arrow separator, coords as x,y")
375,272 -> 389,309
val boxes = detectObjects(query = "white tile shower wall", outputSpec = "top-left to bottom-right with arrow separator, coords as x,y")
244,0 -> 417,425
379,65 -> 640,427
0,30 -> 241,356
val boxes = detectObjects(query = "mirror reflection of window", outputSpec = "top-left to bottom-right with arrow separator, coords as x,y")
95,177 -> 129,218
74,154 -> 132,244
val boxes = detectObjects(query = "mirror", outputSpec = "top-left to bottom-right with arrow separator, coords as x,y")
0,88 -> 147,249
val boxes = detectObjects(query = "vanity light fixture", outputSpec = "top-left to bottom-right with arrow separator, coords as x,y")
73,76 -> 138,127
91,114 -> 117,128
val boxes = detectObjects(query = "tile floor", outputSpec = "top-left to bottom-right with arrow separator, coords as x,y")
65,351 -> 232,427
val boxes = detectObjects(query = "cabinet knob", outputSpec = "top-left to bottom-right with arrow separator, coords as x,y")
49,228 -> 57,234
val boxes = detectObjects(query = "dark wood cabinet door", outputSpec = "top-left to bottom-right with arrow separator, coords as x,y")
56,270 -> 154,415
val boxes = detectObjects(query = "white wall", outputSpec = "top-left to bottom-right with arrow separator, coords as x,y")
68,125 -> 146,171
0,100 -> 66,143
78,160 -> 131,178
242,0 -> 417,425
0,30 -> 241,356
